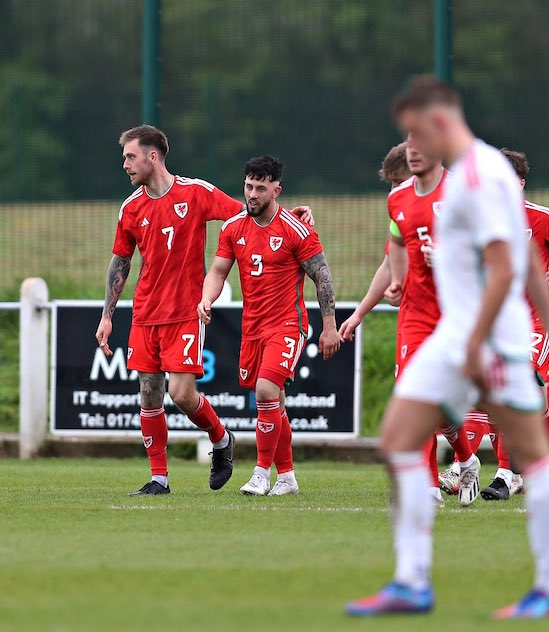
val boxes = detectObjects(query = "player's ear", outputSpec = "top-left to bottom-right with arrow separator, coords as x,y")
274,184 -> 282,199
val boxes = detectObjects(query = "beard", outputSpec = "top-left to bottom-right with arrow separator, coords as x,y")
246,200 -> 271,217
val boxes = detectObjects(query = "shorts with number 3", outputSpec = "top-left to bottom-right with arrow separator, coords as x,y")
238,329 -> 306,390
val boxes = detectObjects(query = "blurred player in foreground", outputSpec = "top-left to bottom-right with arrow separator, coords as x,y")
347,76 -> 549,619
95,126 -> 313,495
198,156 -> 340,496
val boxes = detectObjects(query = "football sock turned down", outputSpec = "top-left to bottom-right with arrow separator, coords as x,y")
524,456 -> 549,593
388,451 -> 434,590
140,406 -> 168,477
188,393 -> 226,444
274,409 -> 293,474
256,399 -> 282,470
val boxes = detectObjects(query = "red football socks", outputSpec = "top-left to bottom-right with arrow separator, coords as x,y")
463,410 -> 490,454
274,409 -> 293,474
496,431 -> 511,470
188,393 -> 225,444
140,406 -> 168,476
422,434 -> 439,487
441,422 -> 473,462
256,399 -> 282,470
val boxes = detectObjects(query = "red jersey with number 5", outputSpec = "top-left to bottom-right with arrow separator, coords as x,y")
388,170 -> 448,336
525,199 -> 549,323
216,205 -> 323,340
112,176 -> 243,325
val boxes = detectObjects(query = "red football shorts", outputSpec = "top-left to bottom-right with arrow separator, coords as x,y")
395,330 -> 430,382
239,329 -> 306,390
126,318 -> 205,376
530,319 -> 549,382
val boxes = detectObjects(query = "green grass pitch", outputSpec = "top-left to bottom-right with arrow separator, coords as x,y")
0,459 -> 543,631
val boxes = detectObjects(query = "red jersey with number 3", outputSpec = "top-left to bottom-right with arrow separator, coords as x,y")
216,205 -> 323,340
525,199 -> 549,324
112,176 -> 243,325
388,170 -> 448,336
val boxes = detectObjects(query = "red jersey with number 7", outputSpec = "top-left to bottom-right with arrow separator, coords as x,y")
216,205 -> 323,340
388,169 -> 448,336
112,176 -> 243,326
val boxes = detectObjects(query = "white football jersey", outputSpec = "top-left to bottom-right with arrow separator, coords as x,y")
434,139 -> 531,362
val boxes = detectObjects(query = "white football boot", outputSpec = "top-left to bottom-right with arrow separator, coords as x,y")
268,471 -> 300,496
509,473 -> 524,496
438,466 -> 460,495
458,455 -> 481,507
240,467 -> 270,496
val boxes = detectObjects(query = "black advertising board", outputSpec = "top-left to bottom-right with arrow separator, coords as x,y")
50,301 -> 361,438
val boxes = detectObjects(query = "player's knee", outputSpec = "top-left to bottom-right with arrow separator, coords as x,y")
255,378 -> 281,402
169,385 -> 198,414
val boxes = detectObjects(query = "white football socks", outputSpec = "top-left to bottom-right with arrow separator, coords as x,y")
495,467 -> 513,488
152,475 -> 168,488
524,456 -> 549,594
212,430 -> 230,449
388,451 -> 434,590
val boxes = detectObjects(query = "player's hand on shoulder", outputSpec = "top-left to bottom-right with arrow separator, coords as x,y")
318,327 -> 342,360
290,205 -> 314,226
384,281 -> 402,306
197,299 -> 213,325
95,317 -> 113,357
338,313 -> 361,341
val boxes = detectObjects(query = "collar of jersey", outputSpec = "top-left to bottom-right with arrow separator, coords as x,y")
413,167 -> 445,198
252,203 -> 279,228
145,175 -> 175,199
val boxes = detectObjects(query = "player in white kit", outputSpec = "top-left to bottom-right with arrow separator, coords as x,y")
346,76 -> 549,619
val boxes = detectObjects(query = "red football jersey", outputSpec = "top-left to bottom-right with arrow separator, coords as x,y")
525,199 -> 549,323
113,176 -> 243,325
216,205 -> 324,340
388,170 -> 447,336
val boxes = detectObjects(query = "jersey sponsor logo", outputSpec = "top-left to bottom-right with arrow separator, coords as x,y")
257,421 -> 275,434
236,237 -> 246,246
396,211 -> 405,221
525,228 -> 533,241
279,360 -> 289,369
174,202 -> 189,219
183,357 -> 194,365
270,236 -> 284,251
140,217 -> 150,227
143,435 -> 153,449
432,201 -> 444,217
401,344 -> 408,359
239,368 -> 248,381
127,347 -> 134,360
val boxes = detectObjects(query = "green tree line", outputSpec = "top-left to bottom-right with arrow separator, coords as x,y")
1,0 -> 548,202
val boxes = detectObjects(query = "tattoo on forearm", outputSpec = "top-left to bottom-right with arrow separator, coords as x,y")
301,253 -> 336,317
102,255 -> 131,318
139,372 -> 165,409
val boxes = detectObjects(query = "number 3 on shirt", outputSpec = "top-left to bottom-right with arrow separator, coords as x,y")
250,254 -> 263,276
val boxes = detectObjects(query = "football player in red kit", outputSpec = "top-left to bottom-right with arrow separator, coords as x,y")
198,155 -> 340,495
384,138 -> 479,507
95,126 -> 313,495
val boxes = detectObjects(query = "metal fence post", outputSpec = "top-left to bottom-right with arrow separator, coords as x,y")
19,278 -> 49,458
434,0 -> 453,83
142,0 -> 162,126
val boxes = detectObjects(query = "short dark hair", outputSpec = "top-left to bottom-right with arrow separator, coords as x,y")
501,147 -> 529,181
244,155 -> 283,182
378,142 -> 409,183
119,125 -> 169,159
393,75 -> 462,119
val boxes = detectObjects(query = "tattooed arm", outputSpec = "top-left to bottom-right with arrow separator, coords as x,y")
301,252 -> 341,360
95,254 -> 132,356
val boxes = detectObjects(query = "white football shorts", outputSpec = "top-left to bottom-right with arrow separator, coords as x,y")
394,329 -> 543,424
